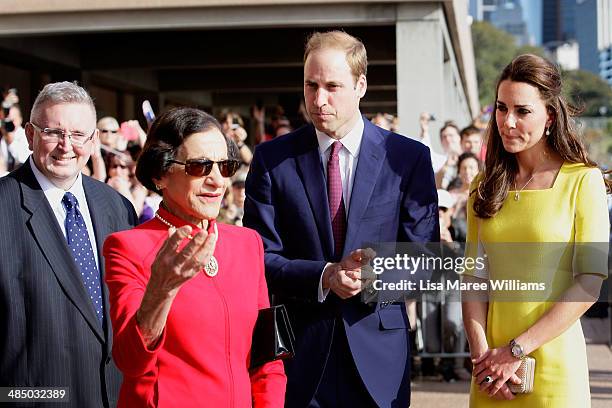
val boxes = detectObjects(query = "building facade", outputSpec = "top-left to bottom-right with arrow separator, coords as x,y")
576,0 -> 612,85
0,0 -> 478,149
470,0 -> 530,45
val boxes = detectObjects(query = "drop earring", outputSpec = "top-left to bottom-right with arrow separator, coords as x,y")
545,127 -> 550,136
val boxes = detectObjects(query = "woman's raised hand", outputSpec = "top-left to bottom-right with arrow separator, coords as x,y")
148,225 -> 217,296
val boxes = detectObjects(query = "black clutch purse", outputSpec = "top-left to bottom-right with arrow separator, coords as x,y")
249,305 -> 295,369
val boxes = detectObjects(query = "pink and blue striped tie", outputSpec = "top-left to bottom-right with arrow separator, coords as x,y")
327,141 -> 346,259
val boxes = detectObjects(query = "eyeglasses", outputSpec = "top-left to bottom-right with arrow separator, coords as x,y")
170,159 -> 240,178
29,122 -> 95,148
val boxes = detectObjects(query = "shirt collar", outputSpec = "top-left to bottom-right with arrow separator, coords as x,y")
315,114 -> 364,158
29,156 -> 86,208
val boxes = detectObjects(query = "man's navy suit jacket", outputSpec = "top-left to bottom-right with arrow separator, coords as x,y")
244,119 -> 439,408
0,160 -> 138,407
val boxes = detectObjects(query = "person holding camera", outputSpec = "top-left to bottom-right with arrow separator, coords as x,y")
0,90 -> 31,171
220,111 -> 253,165
418,111 -> 447,173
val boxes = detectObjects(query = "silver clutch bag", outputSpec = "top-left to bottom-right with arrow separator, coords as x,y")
508,356 -> 535,394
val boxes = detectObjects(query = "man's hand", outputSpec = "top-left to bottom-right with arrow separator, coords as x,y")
445,153 -> 459,168
3,90 -> 18,106
440,227 -> 453,242
251,105 -> 265,123
92,136 -> 103,158
123,119 -> 147,146
322,248 -> 376,299
232,126 -> 248,144
2,128 -> 15,145
418,112 -> 430,139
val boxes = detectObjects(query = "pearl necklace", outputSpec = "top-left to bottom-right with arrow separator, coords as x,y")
513,174 -> 536,201
154,212 -> 219,277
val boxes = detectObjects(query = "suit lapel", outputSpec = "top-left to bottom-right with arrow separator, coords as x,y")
344,120 -> 386,254
19,162 -> 105,342
294,126 -> 334,260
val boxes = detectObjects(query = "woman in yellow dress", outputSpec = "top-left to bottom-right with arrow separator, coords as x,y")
461,54 -> 609,407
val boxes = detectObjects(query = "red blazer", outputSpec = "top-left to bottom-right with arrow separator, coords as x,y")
103,208 -> 286,407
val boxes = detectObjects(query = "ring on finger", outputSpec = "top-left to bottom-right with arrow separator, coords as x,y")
482,375 -> 493,384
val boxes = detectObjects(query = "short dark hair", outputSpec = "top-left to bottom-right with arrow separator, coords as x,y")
439,121 -> 459,137
136,107 -> 239,194
457,152 -> 481,171
460,125 -> 481,140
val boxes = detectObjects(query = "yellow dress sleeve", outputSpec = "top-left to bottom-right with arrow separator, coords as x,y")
573,168 -> 609,278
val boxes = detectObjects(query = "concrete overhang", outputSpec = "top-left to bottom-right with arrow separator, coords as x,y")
0,0 -> 478,118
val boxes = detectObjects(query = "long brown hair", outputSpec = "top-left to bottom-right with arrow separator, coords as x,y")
473,54 -> 609,219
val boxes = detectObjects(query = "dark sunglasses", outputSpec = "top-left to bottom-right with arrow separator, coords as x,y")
170,159 -> 240,178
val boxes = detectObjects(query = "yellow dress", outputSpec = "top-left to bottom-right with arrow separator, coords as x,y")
464,162 -> 609,407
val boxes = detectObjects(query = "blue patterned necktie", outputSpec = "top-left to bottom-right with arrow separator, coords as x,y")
62,192 -> 103,324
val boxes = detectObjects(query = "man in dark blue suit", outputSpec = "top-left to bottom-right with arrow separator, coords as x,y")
0,82 -> 137,407
244,31 -> 439,407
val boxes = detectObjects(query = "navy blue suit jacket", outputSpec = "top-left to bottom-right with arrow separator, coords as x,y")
244,119 -> 439,408
0,160 -> 138,407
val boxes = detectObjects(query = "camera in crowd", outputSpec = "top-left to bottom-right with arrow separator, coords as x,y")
1,88 -> 18,134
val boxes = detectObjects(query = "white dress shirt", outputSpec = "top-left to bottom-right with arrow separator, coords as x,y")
0,126 -> 32,166
315,115 -> 365,302
416,130 -> 446,173
315,117 -> 364,209
29,157 -> 100,267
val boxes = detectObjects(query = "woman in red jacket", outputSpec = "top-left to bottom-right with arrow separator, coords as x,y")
103,107 -> 286,407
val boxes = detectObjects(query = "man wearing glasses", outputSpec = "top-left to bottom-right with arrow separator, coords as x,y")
0,81 -> 138,407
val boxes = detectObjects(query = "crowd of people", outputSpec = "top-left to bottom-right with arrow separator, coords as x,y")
0,93 -> 271,228
0,29 -> 608,408
415,116 -> 485,245
0,83 -> 492,251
